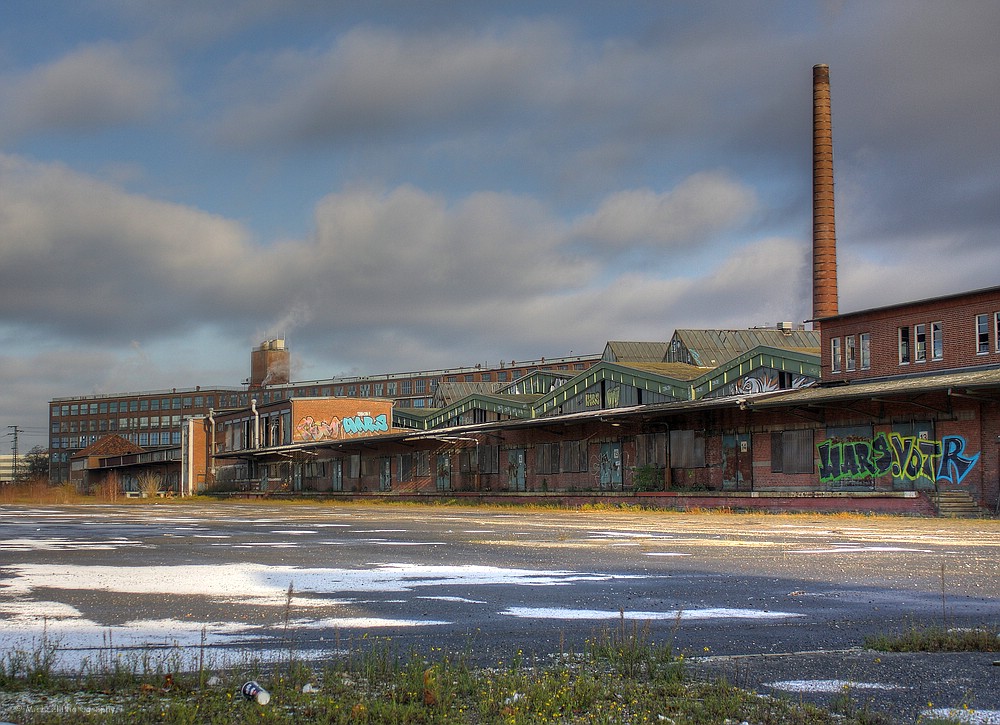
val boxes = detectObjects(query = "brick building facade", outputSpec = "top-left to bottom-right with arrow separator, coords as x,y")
818,285 -> 1000,382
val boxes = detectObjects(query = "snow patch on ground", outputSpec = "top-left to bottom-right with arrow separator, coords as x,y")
289,616 -> 449,629
0,538 -> 146,551
417,595 -> 487,604
766,679 -> 902,693
1,562 -> 629,604
501,606 -> 804,620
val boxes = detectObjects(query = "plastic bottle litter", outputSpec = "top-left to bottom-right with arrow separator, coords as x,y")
241,680 -> 271,705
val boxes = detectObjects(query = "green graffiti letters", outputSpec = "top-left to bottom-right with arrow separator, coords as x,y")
817,432 -> 979,486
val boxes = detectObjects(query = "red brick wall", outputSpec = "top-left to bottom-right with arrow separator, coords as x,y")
821,287 -> 1000,381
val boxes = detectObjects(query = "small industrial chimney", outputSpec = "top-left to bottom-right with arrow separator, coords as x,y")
250,339 -> 290,389
812,63 -> 838,326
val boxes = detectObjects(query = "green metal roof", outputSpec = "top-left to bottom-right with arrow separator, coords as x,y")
602,341 -> 670,363
423,393 -> 538,429
670,329 -> 819,366
432,382 -> 505,407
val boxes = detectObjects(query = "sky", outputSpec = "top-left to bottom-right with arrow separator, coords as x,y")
2,1 -> 999,451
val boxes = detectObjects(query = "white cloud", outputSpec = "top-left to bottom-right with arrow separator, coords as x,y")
572,171 -> 757,252
214,21 -> 574,147
0,42 -> 175,141
0,154 -> 256,334
0,153 -> 810,385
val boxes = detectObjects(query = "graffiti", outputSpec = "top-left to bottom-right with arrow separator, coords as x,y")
583,386 -> 621,408
735,373 -> 777,395
817,432 -> 979,485
296,416 -> 340,441
342,413 -> 389,435
296,412 -> 389,440
606,385 -> 620,408
727,372 -> 813,397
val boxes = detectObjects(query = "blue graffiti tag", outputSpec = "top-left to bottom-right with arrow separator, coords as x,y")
937,435 -> 979,485
342,414 -> 389,435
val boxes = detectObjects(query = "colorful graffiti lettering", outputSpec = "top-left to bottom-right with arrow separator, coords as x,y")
817,432 -> 979,485
342,414 -> 389,435
295,416 -> 340,441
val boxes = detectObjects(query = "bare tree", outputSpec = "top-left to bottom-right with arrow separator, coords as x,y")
98,471 -> 121,502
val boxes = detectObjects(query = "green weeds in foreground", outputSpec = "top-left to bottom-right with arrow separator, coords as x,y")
1,623 -> 893,725
864,624 -> 1000,653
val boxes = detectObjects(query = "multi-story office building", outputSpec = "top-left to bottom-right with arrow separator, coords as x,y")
48,387 -> 240,483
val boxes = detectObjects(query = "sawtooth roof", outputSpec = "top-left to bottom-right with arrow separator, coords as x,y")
603,341 -> 670,363
669,329 -> 819,367
432,382 -> 506,407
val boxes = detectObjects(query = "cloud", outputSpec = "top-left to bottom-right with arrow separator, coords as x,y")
0,154 -> 255,338
305,184 -> 589,308
213,21 -> 574,148
572,172 -> 757,253
5,154 -> 760,363
0,42 -> 176,141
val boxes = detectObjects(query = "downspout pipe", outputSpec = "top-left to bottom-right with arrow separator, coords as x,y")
251,399 -> 260,449
207,408 -> 216,488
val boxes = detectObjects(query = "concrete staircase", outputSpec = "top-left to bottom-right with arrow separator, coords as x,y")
930,488 -> 984,517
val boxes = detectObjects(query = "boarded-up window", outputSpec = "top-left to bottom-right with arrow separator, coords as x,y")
478,444 -> 500,474
561,440 -> 589,473
414,451 -> 431,477
635,432 -> 668,467
398,453 -> 413,482
348,454 -> 361,479
361,456 -> 378,477
669,430 -> 705,468
771,430 -> 814,474
536,443 -> 561,475
459,448 -> 476,474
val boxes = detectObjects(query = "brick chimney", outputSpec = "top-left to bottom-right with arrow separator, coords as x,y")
812,64 -> 838,327
250,339 -> 290,389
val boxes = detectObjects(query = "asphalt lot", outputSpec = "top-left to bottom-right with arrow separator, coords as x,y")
1,502 -> 998,722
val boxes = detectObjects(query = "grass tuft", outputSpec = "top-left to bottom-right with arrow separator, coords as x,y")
865,624 -> 999,653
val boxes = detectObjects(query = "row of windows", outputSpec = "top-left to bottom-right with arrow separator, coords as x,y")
898,322 -> 944,365
53,416 -> 186,434
53,397 -> 213,417
830,332 -> 872,373
894,314 -> 1000,367
51,431 -> 182,450
831,313 -> 1000,373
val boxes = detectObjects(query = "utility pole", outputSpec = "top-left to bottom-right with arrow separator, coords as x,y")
7,425 -> 20,482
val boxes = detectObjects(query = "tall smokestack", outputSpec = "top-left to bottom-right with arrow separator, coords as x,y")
812,63 -> 838,326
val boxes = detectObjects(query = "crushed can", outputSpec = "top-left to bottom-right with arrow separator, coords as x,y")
241,680 -> 271,705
